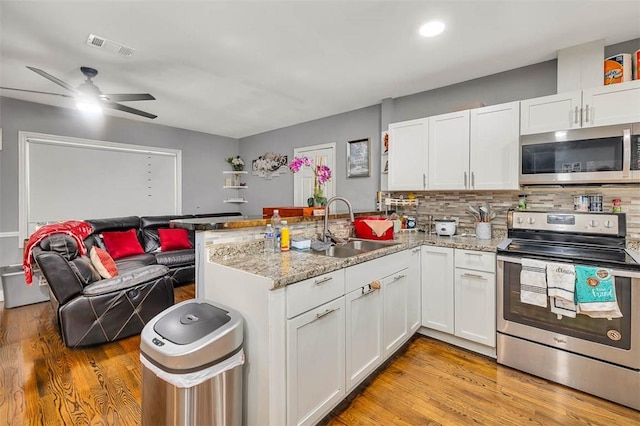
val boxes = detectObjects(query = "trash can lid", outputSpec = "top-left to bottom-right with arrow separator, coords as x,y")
154,302 -> 230,345
140,299 -> 244,371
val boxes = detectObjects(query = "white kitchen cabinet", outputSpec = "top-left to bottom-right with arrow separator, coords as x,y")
406,247 -> 422,333
421,246 -> 455,334
287,296 -> 345,426
345,282 -> 383,392
520,80 -> 640,135
427,102 -> 519,191
421,247 -> 496,349
428,110 -> 470,190
382,267 -> 409,357
454,249 -> 496,347
470,102 -> 520,190
387,118 -> 428,190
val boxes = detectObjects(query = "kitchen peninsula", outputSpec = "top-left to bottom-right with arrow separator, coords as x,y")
172,213 -> 503,426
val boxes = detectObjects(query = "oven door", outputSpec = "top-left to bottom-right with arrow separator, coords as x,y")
497,255 -> 640,370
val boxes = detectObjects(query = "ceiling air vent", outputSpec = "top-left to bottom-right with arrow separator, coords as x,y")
86,34 -> 135,57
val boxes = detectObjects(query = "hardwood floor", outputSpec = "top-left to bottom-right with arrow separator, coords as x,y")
1,283 -> 638,425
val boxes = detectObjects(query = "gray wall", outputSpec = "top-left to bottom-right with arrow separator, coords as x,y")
239,104 -> 381,216
0,96 -> 239,265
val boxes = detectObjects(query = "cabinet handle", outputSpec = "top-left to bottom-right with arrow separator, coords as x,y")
471,171 -> 475,188
412,248 -> 421,253
574,106 -> 580,124
465,252 -> 483,257
360,285 -> 377,298
584,104 -> 590,123
423,173 -> 426,189
462,273 -> 484,279
316,308 -> 337,319
464,172 -> 468,188
393,274 -> 407,281
314,276 -> 333,285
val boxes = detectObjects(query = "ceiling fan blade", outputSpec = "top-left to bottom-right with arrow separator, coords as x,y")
0,86 -> 73,98
103,102 -> 157,119
102,93 -> 156,102
26,66 -> 81,95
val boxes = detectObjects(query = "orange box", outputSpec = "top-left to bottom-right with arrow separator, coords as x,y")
604,53 -> 632,85
263,207 -> 317,218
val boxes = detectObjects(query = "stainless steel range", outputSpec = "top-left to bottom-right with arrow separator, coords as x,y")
497,210 -> 640,410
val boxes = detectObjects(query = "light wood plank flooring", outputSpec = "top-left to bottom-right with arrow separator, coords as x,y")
1,283 -> 638,425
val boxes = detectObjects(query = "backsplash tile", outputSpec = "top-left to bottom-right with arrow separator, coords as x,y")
389,184 -> 640,241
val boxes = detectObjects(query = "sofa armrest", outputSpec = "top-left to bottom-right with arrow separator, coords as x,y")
34,250 -> 84,305
83,265 -> 169,296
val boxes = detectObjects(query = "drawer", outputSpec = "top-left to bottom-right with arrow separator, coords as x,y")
454,249 -> 496,273
345,250 -> 410,294
286,269 -> 345,319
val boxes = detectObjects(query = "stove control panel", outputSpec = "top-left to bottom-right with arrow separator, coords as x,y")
509,211 -> 621,235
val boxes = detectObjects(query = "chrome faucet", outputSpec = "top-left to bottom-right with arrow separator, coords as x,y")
323,196 -> 355,244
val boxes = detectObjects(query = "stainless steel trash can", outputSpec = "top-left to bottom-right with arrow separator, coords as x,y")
140,299 -> 244,426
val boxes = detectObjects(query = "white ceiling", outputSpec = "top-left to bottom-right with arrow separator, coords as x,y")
1,1 -> 639,139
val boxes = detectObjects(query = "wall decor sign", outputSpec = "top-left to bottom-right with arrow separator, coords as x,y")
251,152 -> 288,179
347,138 -> 370,178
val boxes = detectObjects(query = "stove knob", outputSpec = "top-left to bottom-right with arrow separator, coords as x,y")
589,219 -> 599,228
516,217 -> 523,224
527,217 -> 535,225
604,220 -> 613,228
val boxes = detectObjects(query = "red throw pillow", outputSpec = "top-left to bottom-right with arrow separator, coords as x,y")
102,229 -> 144,260
158,228 -> 192,251
90,247 -> 118,279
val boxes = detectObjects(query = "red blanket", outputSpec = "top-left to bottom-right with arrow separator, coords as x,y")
23,221 -> 94,285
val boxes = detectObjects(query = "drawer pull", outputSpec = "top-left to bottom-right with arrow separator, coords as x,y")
412,248 -> 421,253
465,252 -> 483,257
360,285 -> 377,297
316,308 -> 336,319
314,276 -> 333,285
393,274 -> 407,281
462,273 -> 484,279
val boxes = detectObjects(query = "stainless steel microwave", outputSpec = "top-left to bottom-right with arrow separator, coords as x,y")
520,122 -> 640,184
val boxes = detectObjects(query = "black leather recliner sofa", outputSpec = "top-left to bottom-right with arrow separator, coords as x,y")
32,212 -> 241,347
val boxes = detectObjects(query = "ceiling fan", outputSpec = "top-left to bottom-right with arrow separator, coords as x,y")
0,66 -> 157,119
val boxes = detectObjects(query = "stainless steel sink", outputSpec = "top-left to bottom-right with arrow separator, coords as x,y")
309,238 -> 398,258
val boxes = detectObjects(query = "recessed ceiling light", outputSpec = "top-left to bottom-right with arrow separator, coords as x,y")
419,21 -> 445,37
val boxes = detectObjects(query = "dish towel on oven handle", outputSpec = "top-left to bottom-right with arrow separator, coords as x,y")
546,262 -> 576,319
520,258 -> 548,308
575,265 -> 622,320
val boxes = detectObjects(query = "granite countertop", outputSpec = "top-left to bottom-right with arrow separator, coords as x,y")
209,232 -> 505,290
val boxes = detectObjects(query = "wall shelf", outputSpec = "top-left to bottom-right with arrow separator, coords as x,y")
223,171 -> 248,205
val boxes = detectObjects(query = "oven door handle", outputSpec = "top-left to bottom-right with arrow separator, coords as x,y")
497,255 -> 640,279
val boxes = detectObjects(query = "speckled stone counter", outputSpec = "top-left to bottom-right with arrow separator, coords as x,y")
208,232 -> 504,290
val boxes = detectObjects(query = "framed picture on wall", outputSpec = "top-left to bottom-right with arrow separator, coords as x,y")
347,138 -> 370,178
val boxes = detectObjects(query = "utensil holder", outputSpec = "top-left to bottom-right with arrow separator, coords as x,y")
475,222 -> 492,240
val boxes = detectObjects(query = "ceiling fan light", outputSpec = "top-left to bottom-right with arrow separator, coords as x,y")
419,21 -> 445,37
76,101 -> 102,114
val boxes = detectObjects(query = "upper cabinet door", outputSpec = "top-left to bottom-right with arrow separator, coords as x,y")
388,118 -> 428,190
428,110 -> 470,190
470,101 -> 520,190
582,80 -> 640,128
520,91 -> 582,135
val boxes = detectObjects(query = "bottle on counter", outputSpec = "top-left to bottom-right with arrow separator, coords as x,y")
280,220 -> 290,251
271,209 -> 282,252
264,224 -> 274,254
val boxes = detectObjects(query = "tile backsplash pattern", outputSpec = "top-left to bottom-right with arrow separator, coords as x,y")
390,184 -> 640,240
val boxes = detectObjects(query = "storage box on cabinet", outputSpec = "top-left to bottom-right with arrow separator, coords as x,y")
286,269 -> 345,319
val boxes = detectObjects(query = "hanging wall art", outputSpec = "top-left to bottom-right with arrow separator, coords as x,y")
252,152 -> 289,179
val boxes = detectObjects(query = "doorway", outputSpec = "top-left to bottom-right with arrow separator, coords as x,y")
293,142 -> 336,206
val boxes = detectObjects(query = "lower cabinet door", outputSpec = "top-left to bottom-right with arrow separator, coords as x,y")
383,268 -> 409,357
287,297 -> 346,426
345,284 -> 383,392
454,269 -> 496,347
